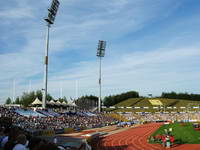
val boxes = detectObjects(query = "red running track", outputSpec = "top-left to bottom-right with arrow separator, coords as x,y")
94,123 -> 200,150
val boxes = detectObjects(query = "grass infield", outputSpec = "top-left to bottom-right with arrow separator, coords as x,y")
150,122 -> 200,144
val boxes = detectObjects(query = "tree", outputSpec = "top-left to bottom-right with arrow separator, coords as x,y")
15,90 -> 54,107
5,97 -> 12,104
20,92 -> 35,107
34,90 -> 52,101
15,97 -> 21,104
36,90 -> 43,101
63,96 -> 68,103
103,91 -> 139,106
47,93 -> 53,102
161,92 -> 200,101
75,95 -> 98,110
58,96 -> 68,103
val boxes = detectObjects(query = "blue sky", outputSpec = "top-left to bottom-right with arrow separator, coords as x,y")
1,0 -> 200,103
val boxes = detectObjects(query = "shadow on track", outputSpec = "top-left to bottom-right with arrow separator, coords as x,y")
92,144 -> 128,150
90,137 -> 129,150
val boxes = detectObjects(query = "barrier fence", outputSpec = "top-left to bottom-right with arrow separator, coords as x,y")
102,106 -> 200,109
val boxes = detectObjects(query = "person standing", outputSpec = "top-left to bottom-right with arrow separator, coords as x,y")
165,136 -> 170,149
161,135 -> 166,147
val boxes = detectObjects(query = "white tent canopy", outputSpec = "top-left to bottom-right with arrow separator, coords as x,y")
56,100 -> 62,105
62,101 -> 67,105
32,97 -> 42,105
68,102 -> 77,107
49,100 -> 56,105
71,103 -> 77,107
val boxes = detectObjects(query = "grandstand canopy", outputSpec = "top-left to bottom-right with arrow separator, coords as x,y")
32,98 -> 42,105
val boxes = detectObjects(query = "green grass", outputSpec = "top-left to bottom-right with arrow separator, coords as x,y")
114,98 -> 143,107
151,123 -> 200,144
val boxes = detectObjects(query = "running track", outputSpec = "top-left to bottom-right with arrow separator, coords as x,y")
94,123 -> 200,150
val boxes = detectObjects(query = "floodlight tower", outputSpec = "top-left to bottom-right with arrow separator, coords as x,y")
96,40 -> 106,112
42,0 -> 60,109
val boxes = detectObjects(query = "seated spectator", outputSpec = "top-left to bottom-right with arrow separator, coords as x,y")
12,134 -> 27,150
1,127 -> 10,148
28,137 -> 42,150
35,141 -> 59,150
4,127 -> 20,150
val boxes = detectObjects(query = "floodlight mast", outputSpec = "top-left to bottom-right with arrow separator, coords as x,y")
42,0 -> 60,109
96,40 -> 106,113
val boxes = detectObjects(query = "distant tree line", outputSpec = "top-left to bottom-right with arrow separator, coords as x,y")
161,92 -> 200,101
5,90 -> 68,107
7,90 -> 200,108
103,91 -> 139,106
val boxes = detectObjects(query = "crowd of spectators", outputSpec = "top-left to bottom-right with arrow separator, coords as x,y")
1,106 -> 200,150
2,106 -> 200,132
0,126 -> 89,150
123,111 -> 200,123
0,106 -> 117,131
0,106 -> 117,150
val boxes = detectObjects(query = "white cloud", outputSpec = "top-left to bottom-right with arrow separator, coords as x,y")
0,0 -> 35,19
16,45 -> 199,100
0,8 -> 33,19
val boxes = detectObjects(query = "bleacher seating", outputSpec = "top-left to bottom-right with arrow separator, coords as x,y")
36,110 -> 54,117
15,109 -> 45,117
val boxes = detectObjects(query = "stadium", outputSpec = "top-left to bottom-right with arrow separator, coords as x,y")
1,91 -> 200,150
1,0 -> 200,150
